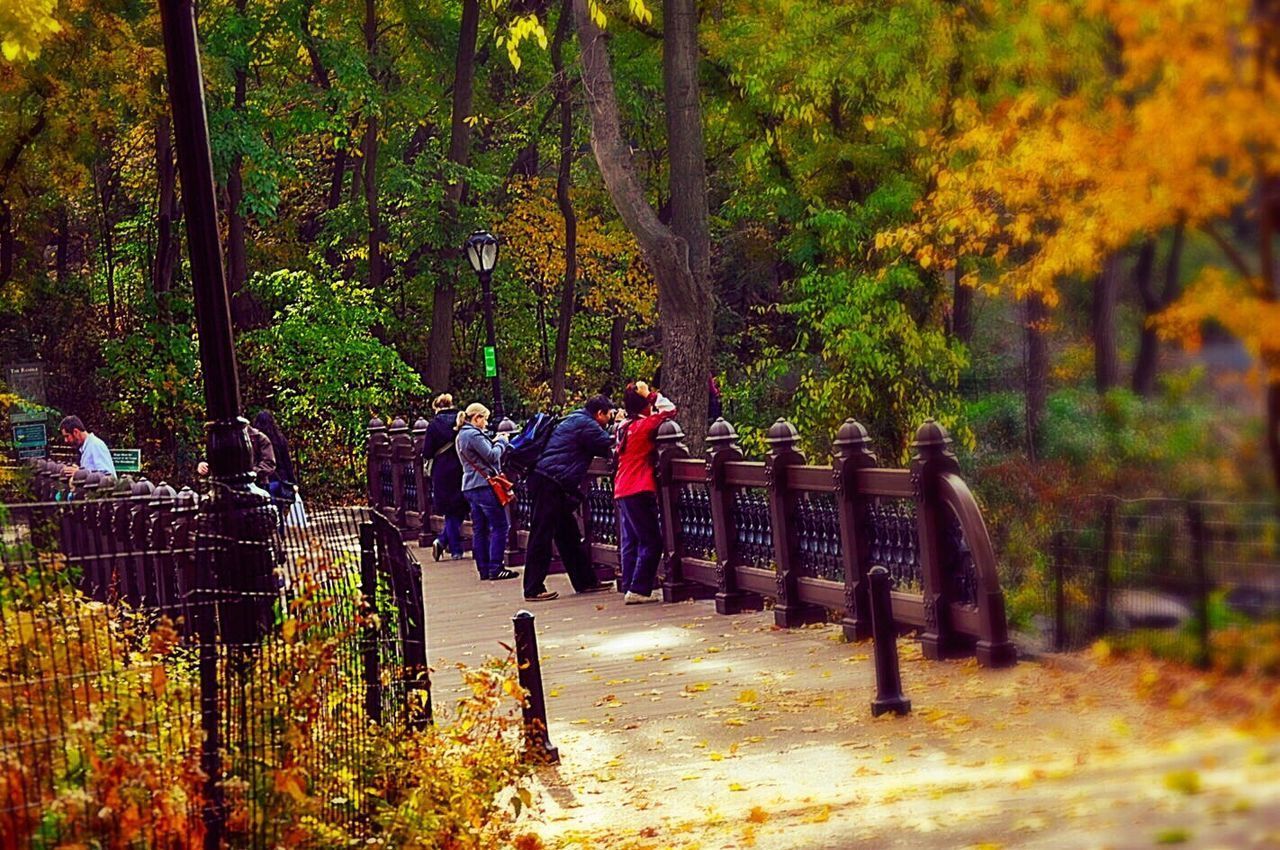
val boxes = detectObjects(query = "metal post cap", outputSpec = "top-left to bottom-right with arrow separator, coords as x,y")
706,417 -> 739,447
764,417 -> 799,446
833,418 -> 872,449
911,418 -> 951,450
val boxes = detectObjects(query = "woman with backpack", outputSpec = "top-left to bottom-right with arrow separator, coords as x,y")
422,393 -> 467,562
456,403 -> 518,582
613,383 -> 678,604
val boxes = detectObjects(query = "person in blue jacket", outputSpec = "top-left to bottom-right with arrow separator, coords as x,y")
522,394 -> 617,601
455,403 -> 518,582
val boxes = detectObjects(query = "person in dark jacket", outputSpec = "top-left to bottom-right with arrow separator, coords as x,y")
197,425 -> 276,488
456,403 -> 518,582
522,394 -> 617,601
251,410 -> 297,529
613,384 -> 677,604
423,394 -> 467,561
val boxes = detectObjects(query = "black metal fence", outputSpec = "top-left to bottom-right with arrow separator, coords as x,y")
1047,497 -> 1280,665
0,475 -> 429,847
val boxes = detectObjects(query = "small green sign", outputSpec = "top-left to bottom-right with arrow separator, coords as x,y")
110,448 -> 142,473
483,346 -> 497,378
13,422 -> 46,449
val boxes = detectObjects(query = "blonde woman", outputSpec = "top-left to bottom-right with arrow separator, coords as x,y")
455,403 -> 517,581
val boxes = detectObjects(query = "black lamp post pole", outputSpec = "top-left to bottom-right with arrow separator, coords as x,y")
479,268 -> 504,420
158,0 -> 250,479
157,2 -> 274,845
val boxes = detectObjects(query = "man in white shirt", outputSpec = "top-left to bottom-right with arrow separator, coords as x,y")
59,415 -> 117,477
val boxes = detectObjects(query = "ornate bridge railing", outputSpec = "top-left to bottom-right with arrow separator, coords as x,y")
367,415 -> 1016,668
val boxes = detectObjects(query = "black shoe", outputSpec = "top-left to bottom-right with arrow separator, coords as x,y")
432,539 -> 444,562
489,568 -> 519,581
576,581 -> 614,594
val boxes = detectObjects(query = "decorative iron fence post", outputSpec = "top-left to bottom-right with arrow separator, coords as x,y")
495,417 -> 521,565
413,416 -> 433,547
765,419 -> 820,628
910,419 -> 965,660
1094,497 -> 1115,638
389,418 -> 411,531
512,610 -> 559,763
706,418 -> 748,614
832,419 -> 877,642
367,417 -> 388,507
149,484 -> 178,610
656,420 -> 698,602
1187,502 -> 1211,669
359,521 -> 383,724
130,479 -> 157,606
172,487 -> 199,629
1052,530 -> 1066,652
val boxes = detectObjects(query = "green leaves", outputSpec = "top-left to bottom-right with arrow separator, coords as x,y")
243,269 -> 427,498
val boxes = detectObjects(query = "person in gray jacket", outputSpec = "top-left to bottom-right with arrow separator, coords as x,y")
455,403 -> 518,581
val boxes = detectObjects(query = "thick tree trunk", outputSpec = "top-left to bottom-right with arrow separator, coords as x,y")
55,207 -> 69,285
1132,226 -> 1184,396
426,0 -> 480,392
1024,294 -> 1049,461
550,0 -> 577,408
226,0 -> 253,329
0,202 -> 12,284
363,0 -> 384,292
1091,253 -> 1122,393
153,115 -> 179,317
573,0 -> 713,446
660,0 -> 713,443
951,270 -> 974,344
609,314 -> 627,391
95,161 -> 118,332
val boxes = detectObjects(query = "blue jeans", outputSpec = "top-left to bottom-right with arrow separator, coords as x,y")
465,487 -> 509,578
617,492 -> 662,596
438,508 -> 467,558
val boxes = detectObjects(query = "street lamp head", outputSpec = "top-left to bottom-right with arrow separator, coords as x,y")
464,230 -> 499,274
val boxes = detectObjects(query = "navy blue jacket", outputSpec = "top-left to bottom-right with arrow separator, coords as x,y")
422,410 -> 466,514
533,409 -> 613,492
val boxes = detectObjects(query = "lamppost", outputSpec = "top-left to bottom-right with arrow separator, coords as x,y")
158,1 -> 275,844
464,230 -> 503,420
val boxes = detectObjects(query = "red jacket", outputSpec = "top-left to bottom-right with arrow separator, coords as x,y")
613,410 -> 678,499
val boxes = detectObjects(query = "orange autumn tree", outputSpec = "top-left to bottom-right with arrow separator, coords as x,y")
500,177 -> 656,404
879,0 -> 1280,488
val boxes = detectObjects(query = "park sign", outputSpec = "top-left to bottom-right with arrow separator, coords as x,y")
483,345 -> 497,378
111,448 -> 142,473
5,362 -> 47,425
12,422 -> 47,460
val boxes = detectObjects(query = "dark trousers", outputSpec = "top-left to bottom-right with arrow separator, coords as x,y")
617,492 -> 662,596
524,474 -> 599,596
437,507 -> 467,558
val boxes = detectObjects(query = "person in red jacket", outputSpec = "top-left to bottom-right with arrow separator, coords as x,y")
613,383 -> 678,604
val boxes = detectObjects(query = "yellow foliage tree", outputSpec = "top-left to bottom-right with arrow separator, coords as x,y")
878,0 -> 1280,486
0,0 -> 62,62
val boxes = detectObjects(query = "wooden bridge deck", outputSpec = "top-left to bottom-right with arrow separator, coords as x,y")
417,546 -> 1280,849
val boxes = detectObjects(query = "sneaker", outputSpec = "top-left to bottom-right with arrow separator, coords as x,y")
489,568 -> 519,581
577,582 -> 614,594
624,591 -> 660,605
432,539 -> 444,562
524,590 -> 559,601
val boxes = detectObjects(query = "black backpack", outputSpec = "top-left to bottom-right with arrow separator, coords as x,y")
502,413 -> 560,479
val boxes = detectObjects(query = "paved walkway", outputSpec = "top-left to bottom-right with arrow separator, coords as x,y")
418,548 -> 1280,849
